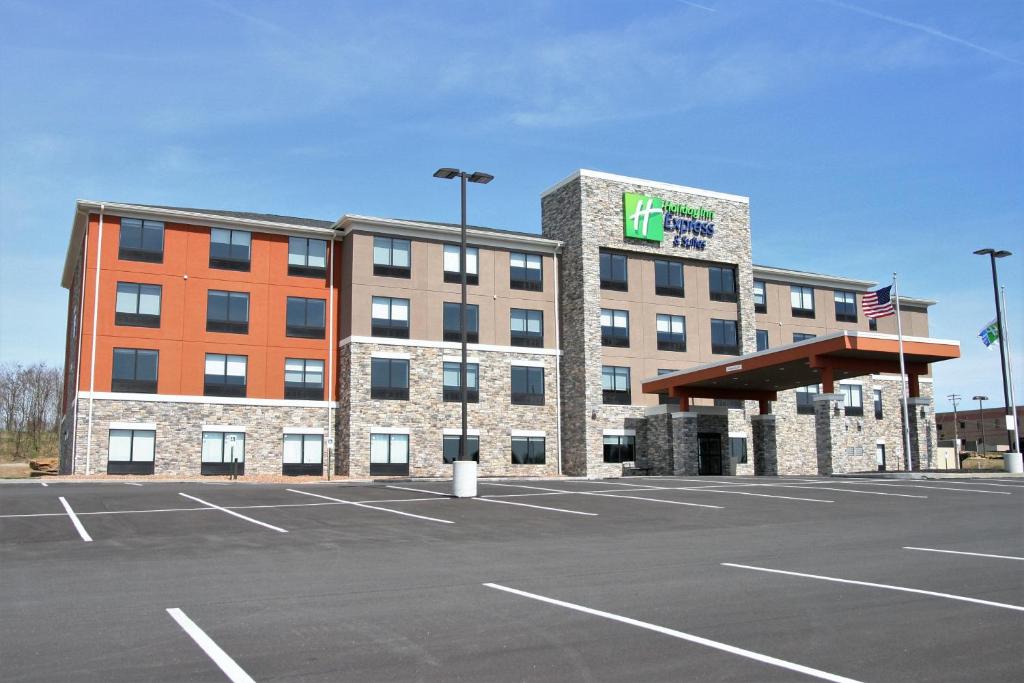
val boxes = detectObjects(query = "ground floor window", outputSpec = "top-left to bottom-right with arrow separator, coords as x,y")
283,433 -> 323,476
202,431 -> 245,475
511,436 -> 545,464
108,429 -> 155,474
442,434 -> 480,463
370,433 -> 409,476
876,443 -> 886,471
603,435 -> 635,463
728,437 -> 748,464
795,384 -> 818,414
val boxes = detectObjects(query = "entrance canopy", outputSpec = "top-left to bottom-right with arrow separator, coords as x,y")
642,331 -> 960,412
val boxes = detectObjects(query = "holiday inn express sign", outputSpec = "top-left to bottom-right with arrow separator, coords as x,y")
622,192 -> 715,250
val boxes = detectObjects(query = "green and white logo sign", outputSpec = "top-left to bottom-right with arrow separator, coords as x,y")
622,192 -> 664,241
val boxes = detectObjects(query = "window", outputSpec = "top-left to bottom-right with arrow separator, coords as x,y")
657,369 -> 676,405
282,433 -> 323,475
107,429 -> 155,474
443,362 -> 479,402
207,290 -> 249,334
443,302 -> 479,343
511,366 -> 545,405
710,319 -> 739,355
443,435 -> 480,463
655,259 -> 684,297
288,237 -> 327,278
709,266 -> 737,302
753,280 -> 767,313
111,348 -> 158,393
715,399 -> 744,409
959,421 -> 966,430
869,318 -> 878,331
600,309 -> 629,347
371,297 -> 409,338
796,384 -> 818,415
115,283 -> 161,327
603,435 -> 635,463
443,244 -> 479,285
286,297 -> 326,339
599,252 -> 628,291
834,290 -> 857,323
370,433 -> 409,476
873,389 -> 883,419
201,431 -> 245,475
118,218 -> 164,262
841,384 -> 864,416
656,314 -> 686,352
373,236 -> 411,278
370,358 -> 409,400
204,354 -> 247,397
793,332 -> 815,342
209,228 -> 251,271
602,366 -> 631,405
284,359 -> 324,400
756,329 -> 770,351
729,437 -> 748,464
510,252 -> 543,291
511,436 -> 545,465
791,285 -> 815,318
510,308 -> 543,347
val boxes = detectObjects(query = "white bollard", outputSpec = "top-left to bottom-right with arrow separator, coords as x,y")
1003,452 -> 1023,473
452,460 -> 478,497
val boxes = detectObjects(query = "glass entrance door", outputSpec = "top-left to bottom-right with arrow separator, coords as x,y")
698,433 -> 723,475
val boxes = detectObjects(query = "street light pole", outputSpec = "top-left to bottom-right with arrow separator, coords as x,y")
973,395 -> 988,454
947,393 -> 960,469
974,249 -> 1018,459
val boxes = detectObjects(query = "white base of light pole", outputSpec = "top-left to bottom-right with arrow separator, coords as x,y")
1003,452 -> 1023,473
452,460 -> 478,497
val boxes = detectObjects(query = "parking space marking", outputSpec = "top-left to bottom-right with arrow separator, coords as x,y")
39,481 -> 48,487
484,583 -> 861,683
386,485 -> 451,497
723,563 -> 1024,612
483,482 -> 723,508
475,497 -> 598,516
125,482 -> 143,486
179,493 -> 288,533
766,485 -> 926,499
903,547 -> 1024,561
828,482 -> 1011,494
166,608 -> 255,683
287,488 -> 454,524
58,496 -> 92,542
660,487 -> 834,503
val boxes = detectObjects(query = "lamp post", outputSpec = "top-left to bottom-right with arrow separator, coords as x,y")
973,248 -> 1020,471
434,167 -> 493,497
947,393 -> 960,469
972,395 -> 988,454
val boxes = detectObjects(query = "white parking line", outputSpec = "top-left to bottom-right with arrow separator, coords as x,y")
386,485 -> 451,496
288,488 -> 454,524
660,487 -> 834,503
58,496 -> 92,542
483,482 -> 722,508
484,583 -> 861,683
723,563 -> 1024,612
125,482 -> 144,487
40,481 -> 48,487
903,546 -> 1024,561
475,497 -> 598,516
768,485 -> 926,499
178,493 -> 288,533
166,608 -> 255,683
828,482 -> 1011,495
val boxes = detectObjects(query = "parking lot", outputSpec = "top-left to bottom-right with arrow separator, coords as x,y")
1,475 -> 1022,682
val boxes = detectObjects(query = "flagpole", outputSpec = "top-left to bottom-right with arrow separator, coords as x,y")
893,273 -> 915,471
1001,286 -> 1017,446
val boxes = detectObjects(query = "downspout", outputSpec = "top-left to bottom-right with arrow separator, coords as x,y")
84,204 -> 104,476
553,251 -> 563,477
70,210 -> 90,474
326,232 -> 336,480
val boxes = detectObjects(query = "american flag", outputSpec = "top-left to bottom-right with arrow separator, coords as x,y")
863,285 -> 895,319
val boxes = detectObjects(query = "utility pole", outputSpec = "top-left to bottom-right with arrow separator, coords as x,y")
947,393 -> 961,469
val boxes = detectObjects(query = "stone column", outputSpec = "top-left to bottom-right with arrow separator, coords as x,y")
907,397 -> 934,471
671,412 -> 699,475
641,411 -> 674,475
813,393 -> 845,475
752,415 -> 778,476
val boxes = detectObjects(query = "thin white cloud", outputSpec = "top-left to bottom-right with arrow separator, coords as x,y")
677,0 -> 717,11
813,0 -> 1023,66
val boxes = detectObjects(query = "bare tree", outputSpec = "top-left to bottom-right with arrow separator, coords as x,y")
0,362 -> 63,459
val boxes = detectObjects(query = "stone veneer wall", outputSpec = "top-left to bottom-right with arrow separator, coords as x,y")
335,344 -> 352,475
342,341 -> 560,478
72,398 -> 334,476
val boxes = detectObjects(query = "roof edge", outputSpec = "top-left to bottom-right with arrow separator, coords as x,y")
335,214 -> 562,252
540,169 -> 750,204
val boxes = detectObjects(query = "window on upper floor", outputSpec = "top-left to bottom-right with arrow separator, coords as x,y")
442,362 -> 479,403
373,237 -> 411,278
511,365 -> 545,405
793,332 -> 815,343
796,384 -> 819,414
510,308 -> 543,347
288,237 -> 327,278
756,329 -> 770,351
111,348 -> 158,394
601,366 -> 631,405
599,252 -> 628,291
710,319 -> 739,355
286,297 -> 326,339
709,266 -> 738,303
115,283 -> 161,328
873,388 -> 883,419
204,354 -> 247,397
656,314 -> 686,352
841,384 -> 864,416
834,290 -> 857,323
209,228 -> 251,271
284,358 -> 324,400
791,285 -> 815,318
118,218 -> 164,263
443,244 -> 479,285
753,280 -> 767,313
371,297 -> 409,339
207,290 -> 249,334
655,259 -> 684,297
510,252 -> 543,291
443,302 -> 479,343
600,308 -> 629,347
869,318 -> 878,331
370,357 -> 409,400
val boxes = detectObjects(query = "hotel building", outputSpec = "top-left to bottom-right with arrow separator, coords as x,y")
58,170 -> 948,478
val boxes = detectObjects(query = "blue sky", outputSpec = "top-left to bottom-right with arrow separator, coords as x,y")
0,0 -> 1021,412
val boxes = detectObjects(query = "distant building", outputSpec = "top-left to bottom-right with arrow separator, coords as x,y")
935,405 -> 1023,452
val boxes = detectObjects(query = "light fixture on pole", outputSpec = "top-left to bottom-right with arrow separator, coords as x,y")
973,248 -> 1021,472
947,393 -> 961,470
972,395 -> 988,454
434,167 -> 493,497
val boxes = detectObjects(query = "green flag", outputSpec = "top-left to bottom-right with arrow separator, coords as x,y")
978,319 -> 999,347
